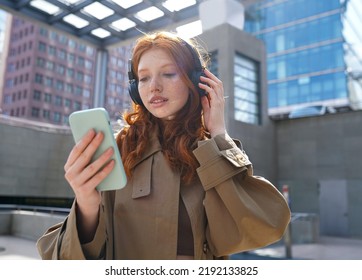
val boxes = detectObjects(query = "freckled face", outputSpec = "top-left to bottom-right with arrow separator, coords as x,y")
137,48 -> 189,120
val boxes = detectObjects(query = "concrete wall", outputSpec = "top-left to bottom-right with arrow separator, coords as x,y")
0,116 -> 74,199
276,110 -> 362,238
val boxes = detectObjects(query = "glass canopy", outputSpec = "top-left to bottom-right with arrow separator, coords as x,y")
0,0 -> 202,48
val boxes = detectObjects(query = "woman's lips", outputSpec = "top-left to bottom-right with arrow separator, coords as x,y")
149,96 -> 168,104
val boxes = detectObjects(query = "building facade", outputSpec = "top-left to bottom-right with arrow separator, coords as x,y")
0,15 -> 130,125
0,10 -> 9,108
244,0 -> 362,118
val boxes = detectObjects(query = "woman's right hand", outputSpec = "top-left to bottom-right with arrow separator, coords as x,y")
64,129 -> 115,242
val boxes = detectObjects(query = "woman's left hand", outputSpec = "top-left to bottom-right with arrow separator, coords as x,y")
199,69 -> 227,137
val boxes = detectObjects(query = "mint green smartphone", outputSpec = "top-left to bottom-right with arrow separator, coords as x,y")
69,108 -> 127,191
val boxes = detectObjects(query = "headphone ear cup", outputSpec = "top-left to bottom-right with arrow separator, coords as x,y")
128,80 -> 143,106
190,69 -> 206,97
128,59 -> 144,106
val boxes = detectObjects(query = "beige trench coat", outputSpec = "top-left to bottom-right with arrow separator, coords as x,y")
37,133 -> 291,260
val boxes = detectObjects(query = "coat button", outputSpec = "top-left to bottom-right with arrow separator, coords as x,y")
203,242 -> 209,254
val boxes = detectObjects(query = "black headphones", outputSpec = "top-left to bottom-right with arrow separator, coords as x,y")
128,38 -> 205,106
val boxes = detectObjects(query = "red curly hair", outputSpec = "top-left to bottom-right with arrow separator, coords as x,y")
116,31 -> 210,183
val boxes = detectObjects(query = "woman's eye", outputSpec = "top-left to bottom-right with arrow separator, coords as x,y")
164,73 -> 176,78
139,77 -> 148,82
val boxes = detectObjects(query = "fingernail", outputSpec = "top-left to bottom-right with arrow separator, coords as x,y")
88,129 -> 95,136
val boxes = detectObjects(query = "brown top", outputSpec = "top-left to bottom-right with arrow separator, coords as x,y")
177,196 -> 194,256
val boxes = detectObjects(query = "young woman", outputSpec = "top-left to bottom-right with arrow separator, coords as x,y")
37,31 -> 290,260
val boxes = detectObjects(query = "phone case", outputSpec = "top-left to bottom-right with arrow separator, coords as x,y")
69,108 -> 127,191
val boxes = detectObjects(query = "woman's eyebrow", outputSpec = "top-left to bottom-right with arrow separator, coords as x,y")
138,63 -> 176,73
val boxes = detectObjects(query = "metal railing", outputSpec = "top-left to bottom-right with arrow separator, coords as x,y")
0,204 -> 70,215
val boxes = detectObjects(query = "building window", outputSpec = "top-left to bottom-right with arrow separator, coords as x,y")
58,49 -> 66,60
83,89 -> 90,98
56,80 -> 64,91
76,71 -> 84,82
43,109 -> 50,119
86,46 -> 95,56
107,96 -> 115,105
46,61 -> 54,70
74,101 -> 81,110
85,59 -> 93,70
78,43 -> 86,53
36,57 -> 45,68
65,98 -> 72,108
68,39 -> 76,49
234,53 -> 260,125
45,77 -> 53,87
75,86 -> 82,96
31,107 -> 40,118
117,58 -> 125,68
33,90 -> 41,101
63,115 -> 69,125
53,112 -> 61,123
108,83 -> 116,92
38,42 -> 46,52
44,93 -> 52,103
84,74 -> 92,84
56,64 -> 65,75
39,27 -> 48,37
59,35 -> 68,45
3,94 -> 11,104
51,31 -> 58,41
77,56 -> 85,67
55,96 -> 62,106
116,72 -> 123,81
67,68 -> 74,78
66,83 -> 73,94
7,62 -> 16,72
35,74 -> 43,84
48,45 -> 56,56
67,53 -> 75,64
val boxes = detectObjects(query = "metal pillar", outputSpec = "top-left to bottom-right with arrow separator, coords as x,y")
282,185 -> 292,259
94,49 -> 108,108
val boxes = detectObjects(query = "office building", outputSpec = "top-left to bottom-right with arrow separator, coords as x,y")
0,10 -> 9,107
0,15 -> 130,125
244,0 -> 362,118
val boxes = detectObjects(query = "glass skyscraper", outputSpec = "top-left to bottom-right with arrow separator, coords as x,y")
244,0 -> 362,118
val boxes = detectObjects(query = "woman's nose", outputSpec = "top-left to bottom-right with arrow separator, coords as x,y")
150,76 -> 161,92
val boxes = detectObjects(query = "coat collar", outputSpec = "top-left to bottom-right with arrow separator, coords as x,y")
133,129 -> 162,167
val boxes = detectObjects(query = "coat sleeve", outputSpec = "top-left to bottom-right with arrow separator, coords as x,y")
193,133 -> 291,257
36,200 -> 107,260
